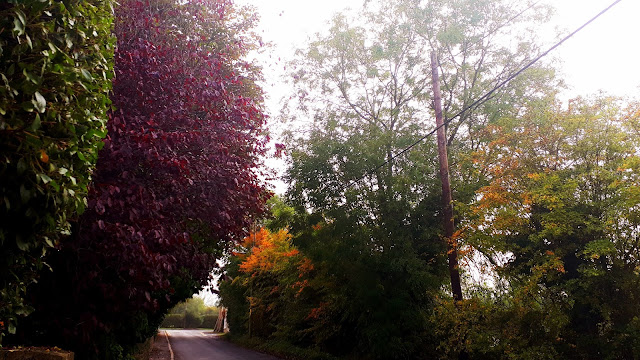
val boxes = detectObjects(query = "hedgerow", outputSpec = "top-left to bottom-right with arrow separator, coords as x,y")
0,0 -> 114,341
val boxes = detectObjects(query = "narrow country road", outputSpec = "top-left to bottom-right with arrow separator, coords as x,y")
166,329 -> 282,360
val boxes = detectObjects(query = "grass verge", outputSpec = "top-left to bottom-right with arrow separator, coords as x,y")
222,333 -> 339,360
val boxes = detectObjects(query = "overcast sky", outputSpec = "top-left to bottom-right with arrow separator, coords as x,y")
237,0 -> 640,195
240,0 -> 639,105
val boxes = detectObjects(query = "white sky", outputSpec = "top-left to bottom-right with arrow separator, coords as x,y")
197,0 -> 640,305
235,0 -> 640,194
241,0 -> 640,106
548,0 -> 640,98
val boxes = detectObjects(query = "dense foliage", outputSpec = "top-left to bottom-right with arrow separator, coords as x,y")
280,0 -> 557,309
10,0 -> 268,358
0,0 -> 114,341
263,0 -> 555,357
3,0 -> 639,358
225,100 -> 640,360
221,228 -> 309,338
221,1 -> 640,360
222,211 -> 446,359
449,97 -> 640,359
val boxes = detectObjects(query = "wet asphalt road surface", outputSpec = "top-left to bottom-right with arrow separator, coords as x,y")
166,329 -> 281,360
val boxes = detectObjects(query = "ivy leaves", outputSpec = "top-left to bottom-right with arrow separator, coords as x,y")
0,0 -> 115,341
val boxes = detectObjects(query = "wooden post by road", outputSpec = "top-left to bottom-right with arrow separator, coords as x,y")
430,51 -> 463,302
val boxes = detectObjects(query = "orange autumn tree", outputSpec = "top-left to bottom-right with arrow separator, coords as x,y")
220,227 -> 331,343
239,228 -> 300,274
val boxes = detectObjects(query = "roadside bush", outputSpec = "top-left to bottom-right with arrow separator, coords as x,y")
160,297 -> 218,328
201,314 -> 219,329
185,311 -> 203,329
161,314 -> 184,329
0,0 -> 114,341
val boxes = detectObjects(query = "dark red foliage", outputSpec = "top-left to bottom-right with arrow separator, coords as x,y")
19,0 -> 269,355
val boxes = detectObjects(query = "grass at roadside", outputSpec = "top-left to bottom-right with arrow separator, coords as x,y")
222,333 -> 339,360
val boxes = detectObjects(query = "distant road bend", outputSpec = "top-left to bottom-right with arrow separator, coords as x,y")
166,329 -> 281,360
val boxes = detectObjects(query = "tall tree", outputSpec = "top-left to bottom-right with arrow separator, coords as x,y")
406,0 -> 558,148
282,0 -> 558,305
280,1 -> 561,357
15,0 -> 269,357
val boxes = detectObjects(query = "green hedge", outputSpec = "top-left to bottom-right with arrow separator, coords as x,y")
0,0 -> 114,341
160,313 -> 219,329
161,314 -> 185,329
201,314 -> 219,329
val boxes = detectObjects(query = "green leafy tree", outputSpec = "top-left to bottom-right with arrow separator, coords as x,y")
404,0 -> 558,148
283,0 -> 559,207
464,96 -> 640,359
279,1 -> 560,357
281,0 -> 559,294
0,0 -> 114,341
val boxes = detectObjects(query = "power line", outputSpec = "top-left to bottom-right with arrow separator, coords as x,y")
345,0 -> 623,190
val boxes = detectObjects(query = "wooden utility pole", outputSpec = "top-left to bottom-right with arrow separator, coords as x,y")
430,51 -> 463,302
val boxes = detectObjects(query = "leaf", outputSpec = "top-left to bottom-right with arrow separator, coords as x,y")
38,173 -> 52,184
21,101 -> 35,112
49,179 -> 60,192
33,91 -> 46,113
30,113 -> 41,131
13,18 -> 25,36
8,322 -> 17,335
14,9 -> 26,27
23,68 -> 38,84
16,235 -> 29,251
81,69 -> 94,82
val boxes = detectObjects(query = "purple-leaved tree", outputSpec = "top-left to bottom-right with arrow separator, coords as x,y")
16,1 -> 270,357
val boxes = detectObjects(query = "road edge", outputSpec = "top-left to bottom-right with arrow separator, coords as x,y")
165,330 -> 175,360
